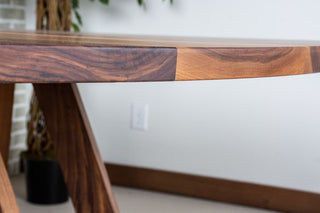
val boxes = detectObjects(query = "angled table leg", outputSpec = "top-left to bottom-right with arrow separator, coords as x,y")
0,84 -> 14,166
0,153 -> 20,213
33,84 -> 119,213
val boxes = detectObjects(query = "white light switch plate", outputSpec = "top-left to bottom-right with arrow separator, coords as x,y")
131,103 -> 149,131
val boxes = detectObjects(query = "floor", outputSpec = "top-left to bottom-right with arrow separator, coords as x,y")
11,174 -> 280,213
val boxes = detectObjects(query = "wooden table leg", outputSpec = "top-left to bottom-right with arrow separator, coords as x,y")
0,153 -> 20,213
0,84 -> 19,213
0,84 -> 14,167
33,84 -> 119,213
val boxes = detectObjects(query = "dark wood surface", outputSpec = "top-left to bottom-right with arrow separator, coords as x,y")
0,153 -> 20,213
33,84 -> 119,213
106,163 -> 320,213
0,84 -> 14,166
0,31 -> 320,83
0,45 -> 177,83
1,31 -> 320,212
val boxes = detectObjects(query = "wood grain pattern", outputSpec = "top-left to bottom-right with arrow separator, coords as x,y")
0,153 -> 19,213
0,84 -> 14,166
106,163 -> 320,213
1,31 -> 320,82
176,47 -> 320,80
0,45 -> 177,83
310,46 -> 320,73
33,84 -> 119,213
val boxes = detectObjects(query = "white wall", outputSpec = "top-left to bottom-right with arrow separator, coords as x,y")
26,0 -> 320,193
0,0 -> 32,176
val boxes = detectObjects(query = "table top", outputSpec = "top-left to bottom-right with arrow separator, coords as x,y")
0,30 -> 320,83
1,31 -> 320,47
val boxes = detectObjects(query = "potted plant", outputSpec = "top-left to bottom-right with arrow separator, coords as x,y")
21,94 -> 68,204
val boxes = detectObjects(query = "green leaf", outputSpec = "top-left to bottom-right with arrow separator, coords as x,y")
75,10 -> 82,26
72,23 -> 80,32
71,0 -> 79,9
137,0 -> 146,9
99,0 -> 109,5
162,0 -> 173,4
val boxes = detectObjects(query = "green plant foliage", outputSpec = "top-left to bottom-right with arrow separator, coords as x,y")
99,0 -> 109,4
75,10 -> 82,26
72,0 -> 174,32
72,23 -> 80,32
72,0 -> 79,9
72,0 -> 81,32
137,0 -> 146,9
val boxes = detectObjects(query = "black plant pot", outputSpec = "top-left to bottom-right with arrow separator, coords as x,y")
24,157 -> 69,204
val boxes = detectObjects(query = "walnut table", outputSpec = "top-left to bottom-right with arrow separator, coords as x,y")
0,31 -> 319,213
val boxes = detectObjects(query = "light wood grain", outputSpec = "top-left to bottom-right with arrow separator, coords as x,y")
33,84 -> 119,213
176,47 -> 319,80
0,84 -> 14,166
0,153 -> 19,213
